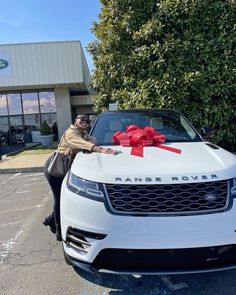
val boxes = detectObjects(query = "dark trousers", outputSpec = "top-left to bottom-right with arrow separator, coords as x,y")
44,155 -> 64,228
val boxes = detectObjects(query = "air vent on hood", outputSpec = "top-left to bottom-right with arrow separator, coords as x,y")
205,143 -> 220,150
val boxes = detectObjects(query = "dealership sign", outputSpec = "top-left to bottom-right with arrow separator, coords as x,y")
0,51 -> 11,76
0,59 -> 8,69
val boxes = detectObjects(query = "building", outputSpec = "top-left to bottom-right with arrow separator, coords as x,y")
0,40 -> 94,146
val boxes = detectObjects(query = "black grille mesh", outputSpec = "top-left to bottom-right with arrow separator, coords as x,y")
105,180 -> 228,214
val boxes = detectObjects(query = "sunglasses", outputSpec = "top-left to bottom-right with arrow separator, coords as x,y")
80,118 -> 91,124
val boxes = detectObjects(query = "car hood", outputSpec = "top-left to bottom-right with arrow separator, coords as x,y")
70,142 -> 236,184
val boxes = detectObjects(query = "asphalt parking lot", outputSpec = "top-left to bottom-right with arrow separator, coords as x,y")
1,172 -> 236,295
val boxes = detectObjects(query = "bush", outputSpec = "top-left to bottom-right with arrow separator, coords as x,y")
40,121 -> 51,135
89,0 -> 236,151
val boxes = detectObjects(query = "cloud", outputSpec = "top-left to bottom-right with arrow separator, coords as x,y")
40,98 -> 55,108
0,95 -> 56,115
22,99 -> 39,113
0,95 -> 7,108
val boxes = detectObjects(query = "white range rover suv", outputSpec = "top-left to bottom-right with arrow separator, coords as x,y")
60,109 -> 236,274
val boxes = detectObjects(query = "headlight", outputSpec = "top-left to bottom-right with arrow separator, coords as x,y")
231,178 -> 236,197
67,171 -> 104,202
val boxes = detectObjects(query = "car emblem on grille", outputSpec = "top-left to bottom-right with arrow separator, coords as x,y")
204,193 -> 217,201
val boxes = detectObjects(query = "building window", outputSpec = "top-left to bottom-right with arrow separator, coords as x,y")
22,92 -> 39,114
9,115 -> 24,144
24,114 -> 40,143
0,116 -> 9,132
0,89 -> 57,145
39,91 -> 56,113
0,116 -> 9,146
24,114 -> 40,129
0,93 -> 8,116
7,93 -> 22,115
41,113 -> 57,127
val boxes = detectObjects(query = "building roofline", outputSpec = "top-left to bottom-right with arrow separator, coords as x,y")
0,40 -> 82,47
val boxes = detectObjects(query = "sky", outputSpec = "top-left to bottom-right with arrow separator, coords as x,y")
0,0 -> 101,72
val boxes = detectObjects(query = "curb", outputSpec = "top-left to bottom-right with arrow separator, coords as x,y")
1,143 -> 40,161
0,143 -> 49,174
0,166 -> 44,174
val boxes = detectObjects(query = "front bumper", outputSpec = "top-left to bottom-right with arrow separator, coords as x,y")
64,245 -> 236,275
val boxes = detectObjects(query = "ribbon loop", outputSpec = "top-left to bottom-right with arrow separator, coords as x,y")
112,125 -> 182,157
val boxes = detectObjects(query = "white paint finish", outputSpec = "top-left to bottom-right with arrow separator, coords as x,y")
0,41 -> 90,87
61,135 -> 236,273
71,143 -> 236,184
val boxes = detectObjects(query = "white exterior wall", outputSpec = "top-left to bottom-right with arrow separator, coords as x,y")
70,95 -> 93,106
0,41 -> 89,88
55,87 -> 72,139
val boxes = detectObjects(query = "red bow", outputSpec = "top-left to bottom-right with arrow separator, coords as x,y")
112,125 -> 181,157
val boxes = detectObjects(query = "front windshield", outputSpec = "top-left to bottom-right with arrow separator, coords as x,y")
91,109 -> 202,145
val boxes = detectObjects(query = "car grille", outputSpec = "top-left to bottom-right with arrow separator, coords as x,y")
105,180 -> 229,215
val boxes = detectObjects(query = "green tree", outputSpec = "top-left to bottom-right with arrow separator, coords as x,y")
88,0 -> 236,150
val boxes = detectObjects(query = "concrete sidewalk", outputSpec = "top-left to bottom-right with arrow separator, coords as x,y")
0,152 -> 53,174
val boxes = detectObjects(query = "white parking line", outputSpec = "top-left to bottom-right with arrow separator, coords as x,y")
0,220 -> 25,228
18,173 -> 44,178
0,173 -> 21,185
23,181 -> 48,186
2,194 -> 50,204
0,196 -> 49,264
0,230 -> 23,262
0,204 -> 43,214
23,177 -> 43,182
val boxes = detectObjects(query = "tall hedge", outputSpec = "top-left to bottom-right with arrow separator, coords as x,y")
88,0 -> 236,150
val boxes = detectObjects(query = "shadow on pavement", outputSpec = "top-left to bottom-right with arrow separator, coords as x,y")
73,266 -> 236,295
73,267 -> 161,294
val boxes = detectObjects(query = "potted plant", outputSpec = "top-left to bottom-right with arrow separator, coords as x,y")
40,120 -> 53,146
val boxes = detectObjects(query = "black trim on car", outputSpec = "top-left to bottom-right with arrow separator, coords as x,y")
64,245 -> 236,275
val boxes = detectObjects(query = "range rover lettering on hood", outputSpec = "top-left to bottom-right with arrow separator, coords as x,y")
115,174 -> 218,182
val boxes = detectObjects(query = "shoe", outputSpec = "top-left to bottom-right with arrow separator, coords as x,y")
43,216 -> 56,234
56,226 -> 62,241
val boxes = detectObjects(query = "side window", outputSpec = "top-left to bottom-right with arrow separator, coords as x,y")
180,116 -> 196,139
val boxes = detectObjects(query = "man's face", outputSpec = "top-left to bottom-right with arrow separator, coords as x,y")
75,117 -> 90,130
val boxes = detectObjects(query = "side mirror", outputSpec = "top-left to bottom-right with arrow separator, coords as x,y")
200,127 -> 214,139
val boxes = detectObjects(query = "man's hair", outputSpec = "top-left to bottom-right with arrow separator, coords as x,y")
75,114 -> 91,124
